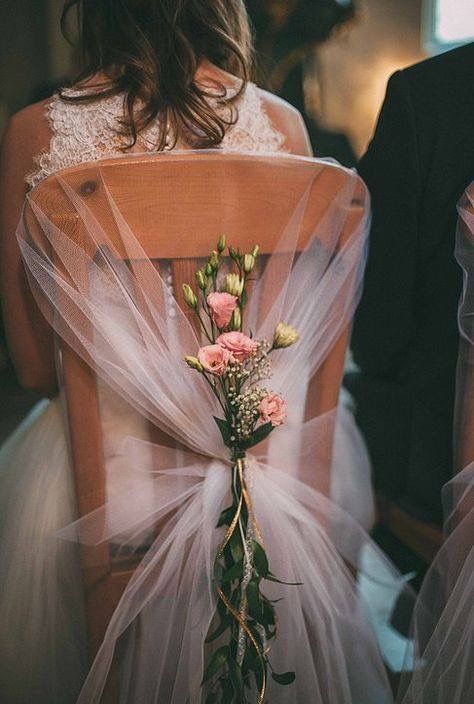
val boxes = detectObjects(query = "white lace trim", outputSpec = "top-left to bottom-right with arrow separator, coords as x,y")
26,83 -> 286,189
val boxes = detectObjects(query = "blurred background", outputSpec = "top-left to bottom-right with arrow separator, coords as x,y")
0,0 -> 473,562
2,1 -> 474,160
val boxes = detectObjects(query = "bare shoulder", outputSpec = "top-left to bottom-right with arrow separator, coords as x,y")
3,99 -> 52,159
1,98 -> 53,237
255,87 -> 313,156
0,99 -> 57,395
1,98 -> 53,185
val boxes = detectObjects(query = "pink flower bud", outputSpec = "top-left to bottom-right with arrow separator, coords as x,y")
207,292 -> 238,329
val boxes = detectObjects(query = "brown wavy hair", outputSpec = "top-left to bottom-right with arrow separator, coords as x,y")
60,0 -> 253,149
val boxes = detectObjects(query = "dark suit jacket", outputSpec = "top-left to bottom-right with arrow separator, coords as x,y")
348,43 -> 474,524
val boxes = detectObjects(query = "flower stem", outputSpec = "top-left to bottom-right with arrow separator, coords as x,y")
196,310 -> 214,343
202,372 -> 228,415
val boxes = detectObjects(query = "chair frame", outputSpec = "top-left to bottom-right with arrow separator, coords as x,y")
26,152 -> 367,701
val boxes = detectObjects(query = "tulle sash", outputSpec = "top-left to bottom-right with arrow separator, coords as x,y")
57,429 -> 407,703
17,152 -> 411,702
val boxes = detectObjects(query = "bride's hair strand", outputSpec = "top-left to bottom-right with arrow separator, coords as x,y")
60,0 -> 254,149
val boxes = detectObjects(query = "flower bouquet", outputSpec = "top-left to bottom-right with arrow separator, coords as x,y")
183,236 -> 300,704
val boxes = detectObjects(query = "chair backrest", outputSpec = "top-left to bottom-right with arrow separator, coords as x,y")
24,151 -> 368,659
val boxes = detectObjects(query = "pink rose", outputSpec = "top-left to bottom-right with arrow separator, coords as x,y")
207,292 -> 238,329
216,332 -> 258,362
198,344 -> 232,376
259,394 -> 287,427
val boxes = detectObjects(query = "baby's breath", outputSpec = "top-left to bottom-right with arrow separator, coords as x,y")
222,340 -> 274,441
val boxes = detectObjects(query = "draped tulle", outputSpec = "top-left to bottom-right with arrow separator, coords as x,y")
396,464 -> 474,704
11,152 -> 414,702
396,183 -> 474,704
0,388 -> 377,703
0,399 -> 88,704
63,450 -> 397,704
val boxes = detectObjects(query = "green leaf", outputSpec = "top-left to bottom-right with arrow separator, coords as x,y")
242,647 -> 260,677
252,541 -> 269,578
202,646 -> 229,684
217,595 -> 228,617
229,531 -> 244,563
217,503 -> 238,528
223,545 -> 235,570
221,560 -> 244,584
228,657 -> 244,696
205,690 -> 219,704
205,615 -> 231,644
221,678 -> 234,704
272,671 -> 296,685
254,660 -> 267,695
246,579 -> 263,620
230,587 -> 241,609
266,572 -> 303,587
241,422 -> 274,450
213,417 -> 233,446
261,598 -> 276,627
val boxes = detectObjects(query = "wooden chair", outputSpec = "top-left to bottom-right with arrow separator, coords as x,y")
375,499 -> 443,564
25,152 -> 368,701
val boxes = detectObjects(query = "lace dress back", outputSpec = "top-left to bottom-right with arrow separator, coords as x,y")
27,82 -> 286,189
24,80 -> 288,550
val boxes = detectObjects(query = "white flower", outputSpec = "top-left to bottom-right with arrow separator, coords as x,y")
225,273 -> 244,297
273,322 -> 299,349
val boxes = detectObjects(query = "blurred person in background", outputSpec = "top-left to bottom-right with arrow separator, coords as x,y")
348,42 -> 474,525
247,0 -> 358,164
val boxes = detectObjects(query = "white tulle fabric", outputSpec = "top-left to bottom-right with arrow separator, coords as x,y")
0,400 -> 88,704
17,152 -> 408,703
397,184 -> 474,704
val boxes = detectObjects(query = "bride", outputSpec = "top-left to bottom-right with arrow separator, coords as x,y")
0,2 -> 380,702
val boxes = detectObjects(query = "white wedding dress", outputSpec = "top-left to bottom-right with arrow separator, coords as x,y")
0,83 -> 378,704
